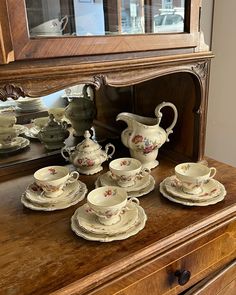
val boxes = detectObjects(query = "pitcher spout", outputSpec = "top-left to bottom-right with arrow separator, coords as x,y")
116,112 -> 134,127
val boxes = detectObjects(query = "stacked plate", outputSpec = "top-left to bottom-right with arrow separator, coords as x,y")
160,175 -> 226,206
24,126 -> 40,139
95,171 -> 155,198
16,97 -> 45,113
21,180 -> 87,211
0,137 -> 30,154
71,201 -> 147,242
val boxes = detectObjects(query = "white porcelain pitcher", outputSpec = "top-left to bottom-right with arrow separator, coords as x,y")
116,102 -> 178,169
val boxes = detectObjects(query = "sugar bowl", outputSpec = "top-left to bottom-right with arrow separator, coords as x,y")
61,130 -> 115,175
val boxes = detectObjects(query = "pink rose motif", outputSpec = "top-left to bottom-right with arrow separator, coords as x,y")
77,159 -> 83,164
132,135 -> 143,144
143,145 -> 154,154
86,159 -> 94,166
48,168 -> 57,175
104,189 -> 113,197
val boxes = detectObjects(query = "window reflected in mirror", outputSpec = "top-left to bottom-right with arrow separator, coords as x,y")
25,0 -> 185,37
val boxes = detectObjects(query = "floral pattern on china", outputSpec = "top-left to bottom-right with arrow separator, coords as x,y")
61,130 -> 115,175
116,101 -> 178,169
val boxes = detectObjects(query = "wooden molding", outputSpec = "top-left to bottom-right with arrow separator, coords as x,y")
0,83 -> 25,101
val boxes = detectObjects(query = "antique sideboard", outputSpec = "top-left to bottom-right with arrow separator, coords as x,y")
0,1 -> 235,294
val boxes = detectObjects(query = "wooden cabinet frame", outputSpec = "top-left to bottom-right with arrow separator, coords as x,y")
5,0 -> 201,61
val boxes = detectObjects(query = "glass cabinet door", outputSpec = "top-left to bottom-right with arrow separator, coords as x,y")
25,0 -> 185,38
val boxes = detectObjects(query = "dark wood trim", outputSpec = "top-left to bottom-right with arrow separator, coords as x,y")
6,0 -> 201,61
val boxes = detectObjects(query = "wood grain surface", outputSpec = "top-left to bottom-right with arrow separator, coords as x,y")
0,158 -> 236,295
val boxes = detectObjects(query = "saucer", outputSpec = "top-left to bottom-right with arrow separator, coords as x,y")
159,179 -> 226,206
164,176 -> 222,201
21,181 -> 87,211
24,180 -> 84,205
95,174 -> 155,198
76,202 -> 139,236
71,203 -> 147,242
0,137 -> 30,153
14,124 -> 28,135
100,171 -> 149,192
24,126 -> 40,139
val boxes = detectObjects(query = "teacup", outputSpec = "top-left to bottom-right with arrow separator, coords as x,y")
0,129 -> 18,147
109,157 -> 150,187
48,108 -> 65,122
87,186 -> 139,226
33,117 -> 49,129
0,114 -> 16,128
175,162 -> 217,194
34,166 -> 79,198
30,16 -> 68,36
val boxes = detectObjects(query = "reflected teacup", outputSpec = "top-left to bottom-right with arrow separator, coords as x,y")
48,108 -> 65,122
34,166 -> 79,198
0,129 -> 18,147
109,157 -> 150,187
175,162 -> 217,194
33,117 -> 49,129
0,114 -> 16,128
87,186 -> 139,226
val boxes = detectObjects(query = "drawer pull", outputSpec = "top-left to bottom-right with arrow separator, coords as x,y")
175,270 -> 191,286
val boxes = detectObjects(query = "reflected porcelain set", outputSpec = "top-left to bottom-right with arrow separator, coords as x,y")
0,114 -> 29,153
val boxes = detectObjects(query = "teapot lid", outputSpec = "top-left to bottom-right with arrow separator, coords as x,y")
41,114 -> 67,132
75,130 -> 101,153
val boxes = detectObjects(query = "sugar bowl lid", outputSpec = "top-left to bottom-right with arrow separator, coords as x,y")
75,130 -> 101,153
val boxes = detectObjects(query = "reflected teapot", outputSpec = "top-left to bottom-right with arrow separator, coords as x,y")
61,130 -> 115,175
116,102 -> 178,169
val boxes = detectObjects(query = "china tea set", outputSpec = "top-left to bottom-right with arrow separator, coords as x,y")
0,114 -> 29,153
19,101 -> 227,242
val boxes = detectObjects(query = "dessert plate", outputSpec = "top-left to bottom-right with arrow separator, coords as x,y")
24,126 -> 40,139
14,124 -> 28,135
71,203 -> 147,242
24,180 -> 84,205
95,174 -> 155,198
21,181 -> 87,211
99,171 -> 149,192
159,180 -> 226,206
76,202 -> 139,236
164,176 -> 222,201
0,137 -> 30,153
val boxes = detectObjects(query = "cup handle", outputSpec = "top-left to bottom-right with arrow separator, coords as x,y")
128,197 -> 140,205
140,167 -> 151,177
105,143 -> 115,159
60,15 -> 68,32
209,167 -> 217,179
67,171 -> 80,184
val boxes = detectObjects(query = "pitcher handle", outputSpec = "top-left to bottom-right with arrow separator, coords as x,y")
61,146 -> 72,161
105,143 -> 115,159
154,102 -> 178,142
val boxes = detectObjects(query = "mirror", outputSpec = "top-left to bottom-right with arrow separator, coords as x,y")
0,84 -> 118,175
25,0 -> 185,37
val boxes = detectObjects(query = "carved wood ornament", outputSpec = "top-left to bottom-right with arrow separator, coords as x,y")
0,84 -> 25,101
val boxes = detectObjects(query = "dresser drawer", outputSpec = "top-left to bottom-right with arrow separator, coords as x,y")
91,221 -> 236,295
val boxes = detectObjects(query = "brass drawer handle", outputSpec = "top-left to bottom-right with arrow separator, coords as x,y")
175,270 -> 191,286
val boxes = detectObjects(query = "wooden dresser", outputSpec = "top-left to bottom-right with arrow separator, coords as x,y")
0,158 -> 236,295
0,1 -> 235,294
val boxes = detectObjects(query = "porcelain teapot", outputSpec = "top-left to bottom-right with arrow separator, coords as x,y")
61,130 -> 115,175
116,101 -> 178,169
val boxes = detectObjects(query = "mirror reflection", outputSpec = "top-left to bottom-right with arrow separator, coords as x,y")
25,0 -> 185,37
0,84 -> 105,170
